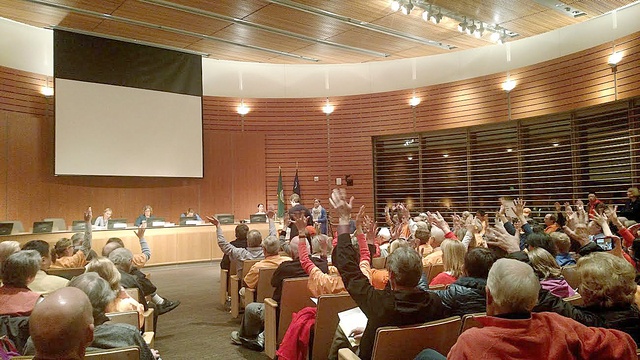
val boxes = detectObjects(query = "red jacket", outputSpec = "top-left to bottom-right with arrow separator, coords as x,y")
276,307 -> 317,360
448,312 -> 636,359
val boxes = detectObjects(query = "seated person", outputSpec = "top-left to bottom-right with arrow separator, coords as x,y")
549,232 -> 575,266
29,287 -> 94,360
422,227 -> 449,266
543,213 -> 560,234
256,203 -> 266,214
241,234 -> 292,295
0,250 -> 42,316
86,257 -> 146,329
134,205 -> 153,226
50,207 -> 93,269
415,228 -> 432,257
357,212 -> 389,290
429,239 -> 465,287
109,247 -> 179,315
180,207 -> 202,221
22,240 -> 68,295
102,224 -> 151,269
299,228 -> 345,297
435,247 -> 497,317
527,247 -> 575,298
331,189 -> 444,360
0,240 -> 20,280
420,258 -> 637,360
220,223 -> 249,271
24,273 -> 159,360
619,187 -> 640,225
94,207 -> 112,227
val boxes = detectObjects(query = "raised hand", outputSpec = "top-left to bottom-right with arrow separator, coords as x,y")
485,226 -> 520,253
266,205 -> 276,219
355,205 -> 366,233
575,199 -> 585,213
564,202 -> 574,218
294,213 -> 308,233
206,215 -> 220,226
591,212 -> 608,227
134,222 -> 146,239
84,207 -> 92,222
428,211 -> 450,234
329,188 -> 353,225
513,198 -> 526,219
605,205 -> 623,228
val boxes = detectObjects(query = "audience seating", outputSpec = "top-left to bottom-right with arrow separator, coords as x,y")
311,293 -> 356,360
427,263 -> 445,284
244,267 -> 276,305
338,316 -> 462,360
106,311 -> 154,348
230,259 -> 260,318
123,288 -> 155,333
459,312 -> 486,334
563,293 -> 584,306
264,277 -> 313,359
45,267 -> 85,280
12,346 -> 140,360
561,265 -> 581,289
220,259 -> 237,306
371,257 -> 386,269
43,218 -> 66,231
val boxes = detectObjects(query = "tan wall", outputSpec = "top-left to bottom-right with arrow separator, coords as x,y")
1,32 -> 639,226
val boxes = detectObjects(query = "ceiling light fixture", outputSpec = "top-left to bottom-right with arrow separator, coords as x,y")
409,96 -> 421,107
475,22 -> 485,38
502,78 -> 516,92
458,17 -> 467,33
421,5 -> 431,22
401,1 -> 414,15
391,0 -> 401,12
322,98 -> 335,114
237,100 -> 250,115
608,52 -> 623,67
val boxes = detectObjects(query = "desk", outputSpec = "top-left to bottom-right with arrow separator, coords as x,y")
2,223 -> 272,267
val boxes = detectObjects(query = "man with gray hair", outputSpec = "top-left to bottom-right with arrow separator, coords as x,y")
434,258 -> 637,359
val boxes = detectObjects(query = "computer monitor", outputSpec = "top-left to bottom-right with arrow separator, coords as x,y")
180,216 -> 197,226
145,217 -> 165,227
72,220 -> 87,231
215,214 -> 234,225
108,219 -> 128,229
33,221 -> 54,233
0,223 -> 14,236
250,213 -> 267,223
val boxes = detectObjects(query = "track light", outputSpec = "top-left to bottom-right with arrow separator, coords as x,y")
237,100 -> 250,115
390,0 -> 400,12
400,1 -> 413,15
431,12 -> 442,24
474,23 -> 484,38
458,17 -> 467,33
421,6 -> 431,22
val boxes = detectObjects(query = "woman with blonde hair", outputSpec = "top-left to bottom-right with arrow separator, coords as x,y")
528,247 -> 575,298
85,257 -> 145,328
429,239 -> 465,286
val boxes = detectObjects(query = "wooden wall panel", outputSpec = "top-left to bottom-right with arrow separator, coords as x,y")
1,31 -> 639,228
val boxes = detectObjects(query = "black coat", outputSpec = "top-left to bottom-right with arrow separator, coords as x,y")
436,277 -> 487,317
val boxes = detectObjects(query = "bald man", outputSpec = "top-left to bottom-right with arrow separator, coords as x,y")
30,287 -> 94,360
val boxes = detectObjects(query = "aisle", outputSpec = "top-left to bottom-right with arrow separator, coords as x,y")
146,262 -> 270,360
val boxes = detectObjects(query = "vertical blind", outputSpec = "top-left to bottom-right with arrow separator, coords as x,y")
374,98 -> 640,222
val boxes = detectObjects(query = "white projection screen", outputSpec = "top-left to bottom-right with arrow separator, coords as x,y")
54,30 -> 203,178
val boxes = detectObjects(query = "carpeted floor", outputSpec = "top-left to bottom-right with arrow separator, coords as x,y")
145,262 -> 269,360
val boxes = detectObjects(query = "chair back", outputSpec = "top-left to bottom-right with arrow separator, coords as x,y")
241,259 -> 261,282
371,316 -> 461,360
561,265 -> 581,289
371,257 -> 386,269
563,293 -> 584,306
46,267 -> 85,280
427,263 -> 444,284
257,267 -> 277,302
106,311 -> 138,328
312,293 -> 357,360
277,277 -> 314,344
44,218 -> 67,231
229,257 -> 238,276
459,312 -> 486,334
86,346 -> 140,359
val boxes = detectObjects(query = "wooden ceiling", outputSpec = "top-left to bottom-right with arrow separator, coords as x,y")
0,0 -> 636,64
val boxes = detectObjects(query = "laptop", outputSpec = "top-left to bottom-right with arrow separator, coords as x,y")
108,218 -> 128,229
215,214 -> 234,225
180,216 -> 198,226
145,217 -> 165,227
0,223 -> 14,236
71,220 -> 87,231
32,221 -> 54,233
250,213 -> 267,223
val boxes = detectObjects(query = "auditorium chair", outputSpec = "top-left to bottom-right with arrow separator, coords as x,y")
244,267 -> 277,305
106,310 -> 154,347
45,267 -> 85,280
459,312 -> 486,334
338,316 -> 461,360
12,346 -> 140,360
427,263 -> 445,284
371,257 -> 386,270
311,293 -> 357,360
123,288 -> 155,333
220,259 -> 237,306
561,265 -> 581,289
264,277 -> 313,359
230,259 -> 260,318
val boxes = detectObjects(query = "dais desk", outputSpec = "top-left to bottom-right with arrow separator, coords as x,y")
2,223 -> 271,266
